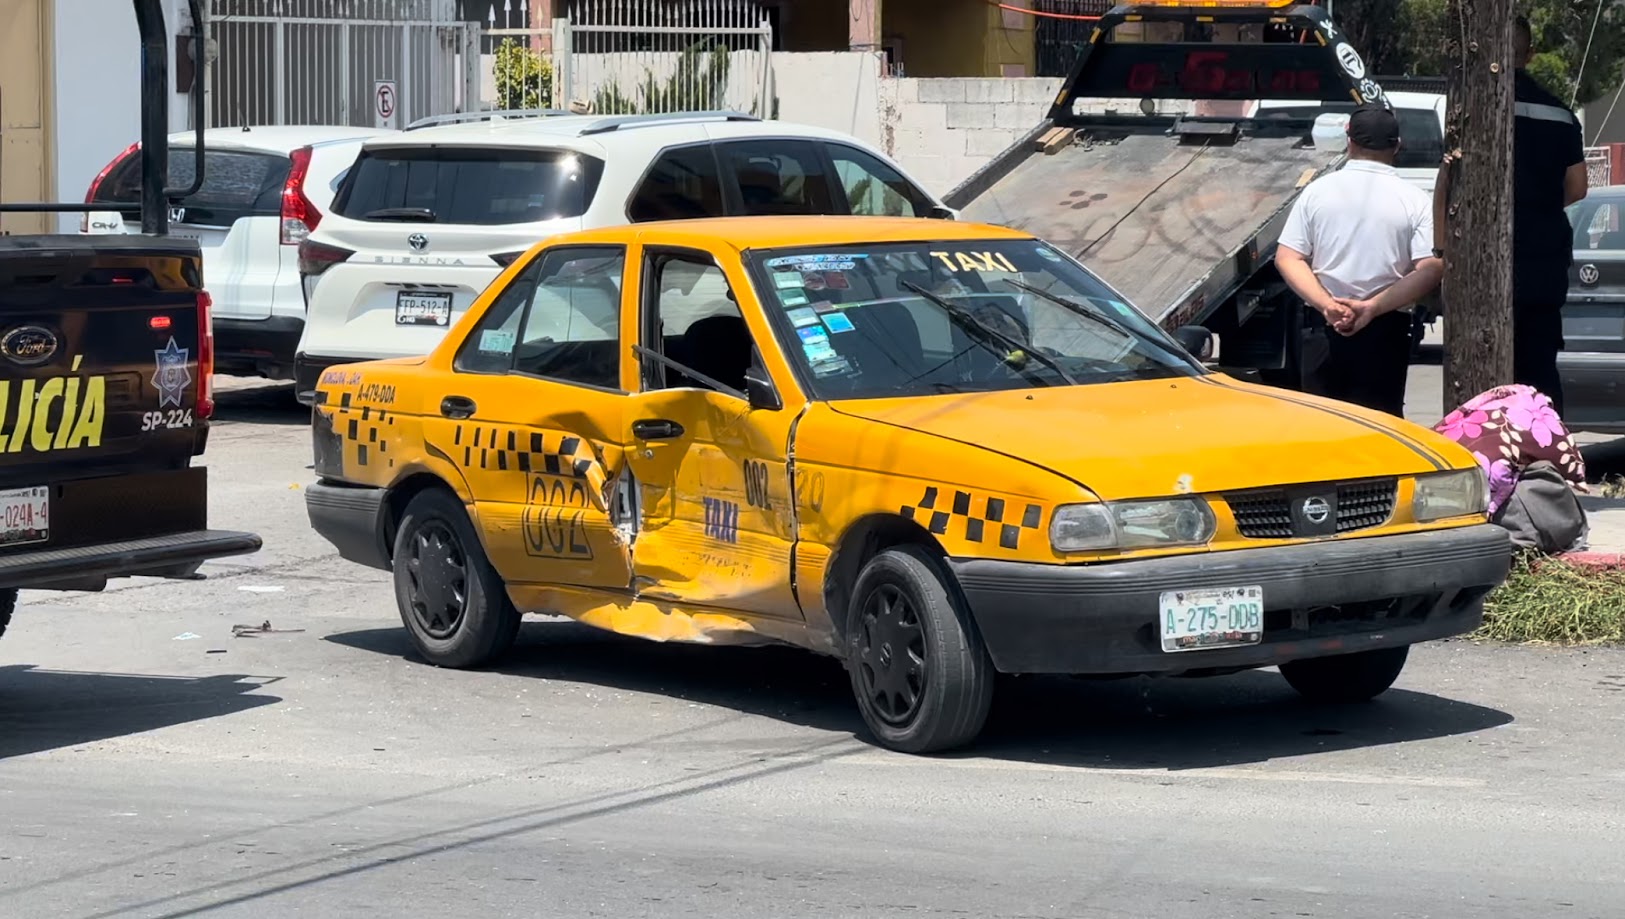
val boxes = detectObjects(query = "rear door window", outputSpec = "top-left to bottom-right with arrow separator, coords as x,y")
333,147 -> 606,225
715,139 -> 837,216
627,144 -> 726,222
94,148 -> 290,228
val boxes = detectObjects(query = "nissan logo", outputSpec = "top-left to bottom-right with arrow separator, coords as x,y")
408,233 -> 429,252
0,325 -> 60,367
1301,496 -> 1331,524
1579,264 -> 1600,286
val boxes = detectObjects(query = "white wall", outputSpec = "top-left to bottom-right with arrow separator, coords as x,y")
51,0 -> 191,231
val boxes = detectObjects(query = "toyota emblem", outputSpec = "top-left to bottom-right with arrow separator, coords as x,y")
408,233 -> 429,252
1301,496 -> 1331,524
1579,263 -> 1600,286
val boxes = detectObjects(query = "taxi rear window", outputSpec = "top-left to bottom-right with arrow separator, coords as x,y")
744,240 -> 1203,399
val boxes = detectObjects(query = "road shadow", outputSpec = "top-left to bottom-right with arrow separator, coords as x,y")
1582,436 -> 1625,482
328,623 -> 1512,770
0,665 -> 281,760
211,380 -> 309,427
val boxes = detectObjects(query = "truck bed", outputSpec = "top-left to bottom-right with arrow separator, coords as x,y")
948,130 -> 1345,327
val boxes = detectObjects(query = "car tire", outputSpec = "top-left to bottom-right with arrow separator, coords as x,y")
1279,645 -> 1410,704
844,545 -> 995,754
392,488 -> 521,669
0,588 -> 15,640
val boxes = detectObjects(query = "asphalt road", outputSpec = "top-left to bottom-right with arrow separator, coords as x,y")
3,379 -> 1624,918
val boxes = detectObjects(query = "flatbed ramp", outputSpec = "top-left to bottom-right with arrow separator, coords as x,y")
951,131 -> 1345,327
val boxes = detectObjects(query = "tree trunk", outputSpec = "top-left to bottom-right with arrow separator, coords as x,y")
1439,1 -> 1516,413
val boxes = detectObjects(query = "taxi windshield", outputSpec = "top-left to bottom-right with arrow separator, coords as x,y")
743,239 -> 1204,399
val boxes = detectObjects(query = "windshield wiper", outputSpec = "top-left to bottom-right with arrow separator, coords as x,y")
364,207 -> 437,222
1001,278 -> 1196,366
899,281 -> 1077,386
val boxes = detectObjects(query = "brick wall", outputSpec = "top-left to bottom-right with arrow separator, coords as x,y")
878,77 -> 1064,195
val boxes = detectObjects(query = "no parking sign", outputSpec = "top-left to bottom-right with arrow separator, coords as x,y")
374,80 -> 398,129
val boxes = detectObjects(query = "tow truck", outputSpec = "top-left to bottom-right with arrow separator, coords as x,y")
944,0 -> 1397,387
0,0 -> 261,640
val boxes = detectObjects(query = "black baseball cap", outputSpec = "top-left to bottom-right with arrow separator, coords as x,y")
1347,104 -> 1400,151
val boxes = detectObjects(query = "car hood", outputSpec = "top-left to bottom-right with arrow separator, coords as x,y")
828,376 -> 1460,500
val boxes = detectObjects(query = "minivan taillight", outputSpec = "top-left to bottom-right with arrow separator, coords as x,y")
281,145 -> 321,245
197,290 -> 215,421
82,142 -> 139,233
298,239 -> 354,307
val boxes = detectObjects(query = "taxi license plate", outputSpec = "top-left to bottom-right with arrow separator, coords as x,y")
395,292 -> 452,327
0,486 -> 50,548
1159,585 -> 1264,652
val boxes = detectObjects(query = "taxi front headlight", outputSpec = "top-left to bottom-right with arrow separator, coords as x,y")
1050,498 -> 1216,552
1413,468 -> 1489,522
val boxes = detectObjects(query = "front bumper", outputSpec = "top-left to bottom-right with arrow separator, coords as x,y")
950,524 -> 1512,675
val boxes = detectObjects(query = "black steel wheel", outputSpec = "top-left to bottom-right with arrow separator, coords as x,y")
1280,645 -> 1410,704
392,488 -> 521,669
844,545 -> 994,754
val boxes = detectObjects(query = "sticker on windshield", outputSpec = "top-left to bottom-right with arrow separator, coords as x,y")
765,253 -> 867,268
787,307 -> 820,328
809,353 -> 852,377
930,250 -> 1018,273
821,313 -> 855,334
797,326 -> 829,346
804,339 -> 842,365
773,271 -> 803,289
781,292 -> 809,307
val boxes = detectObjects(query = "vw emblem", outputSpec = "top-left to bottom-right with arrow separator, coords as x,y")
168,206 -> 186,224
407,233 -> 429,252
1579,263 -> 1600,286
1301,496 -> 1332,524
0,325 -> 59,367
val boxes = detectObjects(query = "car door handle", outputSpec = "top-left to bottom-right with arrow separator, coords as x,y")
440,395 -> 477,419
631,418 -> 684,440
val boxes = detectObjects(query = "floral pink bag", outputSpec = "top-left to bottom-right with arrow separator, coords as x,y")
1433,384 -> 1586,516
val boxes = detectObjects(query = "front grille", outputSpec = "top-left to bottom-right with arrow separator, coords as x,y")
1226,479 -> 1397,539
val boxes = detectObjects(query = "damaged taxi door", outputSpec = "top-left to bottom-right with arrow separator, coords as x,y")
619,246 -> 803,623
424,244 -> 636,595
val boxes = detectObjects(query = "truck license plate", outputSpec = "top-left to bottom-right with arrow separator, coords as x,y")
1159,585 -> 1264,652
0,486 -> 50,548
395,292 -> 452,327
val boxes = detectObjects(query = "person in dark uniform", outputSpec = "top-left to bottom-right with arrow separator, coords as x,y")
1433,15 -> 1589,415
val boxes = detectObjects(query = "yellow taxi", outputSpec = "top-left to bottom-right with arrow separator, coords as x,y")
305,216 -> 1511,754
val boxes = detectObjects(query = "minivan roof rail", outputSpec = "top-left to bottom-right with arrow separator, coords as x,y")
404,109 -> 574,131
575,111 -> 761,136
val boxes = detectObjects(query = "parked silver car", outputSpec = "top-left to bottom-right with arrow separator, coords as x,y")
1560,185 -> 1625,432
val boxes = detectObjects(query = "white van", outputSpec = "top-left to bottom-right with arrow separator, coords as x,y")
1252,91 -> 1448,194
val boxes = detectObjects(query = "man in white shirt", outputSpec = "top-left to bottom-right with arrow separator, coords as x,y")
1276,105 -> 1443,416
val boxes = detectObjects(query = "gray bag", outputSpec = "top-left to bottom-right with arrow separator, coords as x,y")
1492,460 -> 1588,554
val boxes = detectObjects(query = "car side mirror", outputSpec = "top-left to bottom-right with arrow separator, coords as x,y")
744,364 -> 781,411
927,205 -> 958,221
1172,325 -> 1214,361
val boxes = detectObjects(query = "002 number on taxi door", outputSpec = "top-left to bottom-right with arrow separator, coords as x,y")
743,459 -> 772,510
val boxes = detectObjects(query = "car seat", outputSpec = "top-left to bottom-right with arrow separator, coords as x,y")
681,313 -> 754,393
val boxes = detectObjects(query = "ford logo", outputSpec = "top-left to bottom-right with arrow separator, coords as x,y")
0,325 -> 59,366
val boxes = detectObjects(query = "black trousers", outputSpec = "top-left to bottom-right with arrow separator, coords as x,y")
1513,261 -> 1568,417
1301,309 -> 1412,417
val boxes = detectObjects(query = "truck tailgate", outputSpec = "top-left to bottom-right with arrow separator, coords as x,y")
953,132 -> 1344,327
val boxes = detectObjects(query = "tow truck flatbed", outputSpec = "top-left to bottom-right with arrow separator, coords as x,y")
945,3 -> 1390,377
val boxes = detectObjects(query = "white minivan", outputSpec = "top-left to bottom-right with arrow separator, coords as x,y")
1252,91 -> 1447,194
84,126 -> 391,380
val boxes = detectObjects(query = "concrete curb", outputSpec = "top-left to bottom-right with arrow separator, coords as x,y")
1554,551 -> 1625,571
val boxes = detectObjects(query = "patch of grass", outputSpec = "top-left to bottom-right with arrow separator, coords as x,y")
1477,555 -> 1625,643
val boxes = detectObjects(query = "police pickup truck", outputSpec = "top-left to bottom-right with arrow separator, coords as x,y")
0,0 -> 261,640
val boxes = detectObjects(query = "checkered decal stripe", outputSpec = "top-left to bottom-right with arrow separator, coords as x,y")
333,397 -> 397,468
900,486 -> 1043,550
451,423 -> 606,491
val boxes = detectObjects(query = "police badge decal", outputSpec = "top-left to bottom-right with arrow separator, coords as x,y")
153,337 -> 192,408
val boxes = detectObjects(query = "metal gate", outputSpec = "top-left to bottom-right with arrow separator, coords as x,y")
208,0 -> 476,128
475,0 -> 774,118
1585,146 -> 1613,188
